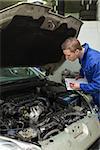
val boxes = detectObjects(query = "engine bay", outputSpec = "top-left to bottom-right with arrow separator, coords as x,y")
0,3 -> 99,149
0,79 -> 92,145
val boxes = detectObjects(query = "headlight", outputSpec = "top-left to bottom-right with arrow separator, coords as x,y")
0,140 -> 22,150
0,136 -> 41,150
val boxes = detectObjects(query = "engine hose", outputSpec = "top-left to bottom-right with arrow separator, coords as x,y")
37,97 -> 50,108
76,91 -> 93,113
0,120 -> 9,131
42,129 -> 60,140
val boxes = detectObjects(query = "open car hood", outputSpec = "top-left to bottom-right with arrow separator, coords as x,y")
0,2 -> 83,70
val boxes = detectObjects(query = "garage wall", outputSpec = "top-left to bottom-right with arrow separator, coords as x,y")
48,21 -> 100,83
78,21 -> 100,51
97,0 -> 100,20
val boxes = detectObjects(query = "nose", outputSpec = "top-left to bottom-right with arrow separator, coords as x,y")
64,55 -> 70,60
63,50 -> 71,59
63,52 -> 70,57
66,54 -> 70,57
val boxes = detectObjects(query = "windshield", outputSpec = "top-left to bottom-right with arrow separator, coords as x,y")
0,67 -> 45,83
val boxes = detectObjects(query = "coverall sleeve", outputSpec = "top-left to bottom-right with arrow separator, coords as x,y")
80,68 -> 84,77
80,62 -> 100,94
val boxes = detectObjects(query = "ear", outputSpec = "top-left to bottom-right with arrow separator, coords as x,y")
75,49 -> 80,55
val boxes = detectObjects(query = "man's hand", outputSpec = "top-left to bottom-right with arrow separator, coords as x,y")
70,82 -> 80,90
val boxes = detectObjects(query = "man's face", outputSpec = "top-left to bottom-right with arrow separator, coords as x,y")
63,49 -> 79,61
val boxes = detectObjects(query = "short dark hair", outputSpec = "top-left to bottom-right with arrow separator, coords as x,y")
61,37 -> 82,52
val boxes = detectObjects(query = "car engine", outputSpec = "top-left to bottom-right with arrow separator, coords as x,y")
0,79 -> 92,144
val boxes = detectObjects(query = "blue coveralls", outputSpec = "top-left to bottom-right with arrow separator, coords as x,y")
79,43 -> 100,108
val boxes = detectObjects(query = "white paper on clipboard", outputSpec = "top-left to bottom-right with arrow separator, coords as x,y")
65,78 -> 88,90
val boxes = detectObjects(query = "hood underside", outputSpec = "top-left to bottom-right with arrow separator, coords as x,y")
0,2 -> 83,68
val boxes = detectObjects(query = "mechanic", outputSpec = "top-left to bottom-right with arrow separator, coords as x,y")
61,37 -> 100,108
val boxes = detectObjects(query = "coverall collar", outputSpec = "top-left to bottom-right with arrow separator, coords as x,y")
80,43 -> 89,62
